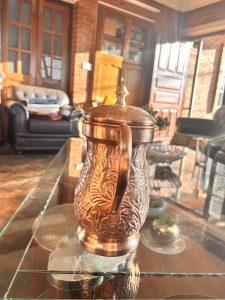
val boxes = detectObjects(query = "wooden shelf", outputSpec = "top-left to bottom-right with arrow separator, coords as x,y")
129,39 -> 145,48
104,34 -> 123,44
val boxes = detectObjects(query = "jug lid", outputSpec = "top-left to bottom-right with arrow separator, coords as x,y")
82,81 -> 156,143
83,82 -> 155,127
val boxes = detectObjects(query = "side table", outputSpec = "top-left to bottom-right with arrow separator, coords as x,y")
146,143 -> 186,217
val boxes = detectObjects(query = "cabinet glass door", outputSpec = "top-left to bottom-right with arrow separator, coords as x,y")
102,13 -> 125,56
127,25 -> 147,65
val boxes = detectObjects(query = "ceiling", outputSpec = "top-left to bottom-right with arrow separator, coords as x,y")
61,0 -> 222,12
153,0 -> 222,12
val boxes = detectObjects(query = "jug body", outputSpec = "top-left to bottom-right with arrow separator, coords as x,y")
74,138 -> 149,256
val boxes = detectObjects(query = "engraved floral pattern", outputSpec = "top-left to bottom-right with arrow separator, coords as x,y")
74,140 -> 149,240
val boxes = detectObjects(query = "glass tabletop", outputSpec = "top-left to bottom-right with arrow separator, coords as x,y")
1,138 -> 225,299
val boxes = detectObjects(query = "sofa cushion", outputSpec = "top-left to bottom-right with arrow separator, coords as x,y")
30,98 -> 58,105
29,119 -> 75,134
6,85 -> 70,107
30,112 -> 62,121
27,103 -> 59,114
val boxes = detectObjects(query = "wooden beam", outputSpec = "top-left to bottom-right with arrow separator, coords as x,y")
98,1 -> 155,23
124,0 -> 160,13
183,20 -> 225,37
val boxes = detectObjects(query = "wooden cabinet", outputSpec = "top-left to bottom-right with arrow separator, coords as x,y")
96,6 -> 155,107
1,0 -> 70,91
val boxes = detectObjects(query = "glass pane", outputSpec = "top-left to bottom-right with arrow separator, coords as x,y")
42,56 -> 51,67
21,1 -> 31,25
42,32 -> 51,54
8,51 -> 18,73
54,35 -> 62,56
21,53 -> 30,74
103,14 -> 125,56
8,25 -> 18,48
44,8 -> 52,30
8,0 -> 18,21
52,59 -> 62,69
128,26 -> 146,64
55,11 -> 63,33
41,57 -> 51,78
41,68 -> 51,78
52,68 -> 62,80
21,28 -> 30,50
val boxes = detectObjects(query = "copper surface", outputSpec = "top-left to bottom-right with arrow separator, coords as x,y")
74,83 -> 155,256
74,140 -> 150,256
77,226 -> 140,256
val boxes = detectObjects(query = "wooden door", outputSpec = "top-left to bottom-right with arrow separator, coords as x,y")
2,0 -> 37,86
149,40 -> 192,140
92,51 -> 123,103
37,1 -> 70,90
1,0 -> 70,90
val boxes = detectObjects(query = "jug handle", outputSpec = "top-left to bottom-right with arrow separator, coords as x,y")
110,122 -> 132,215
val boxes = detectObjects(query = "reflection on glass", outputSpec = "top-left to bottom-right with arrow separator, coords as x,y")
52,59 -> 62,69
52,68 -> 62,80
21,53 -> 30,75
8,51 -> 18,73
42,56 -> 51,67
8,0 -> 18,21
54,35 -> 62,56
42,56 -> 51,78
41,67 -> 51,78
44,8 -> 52,30
8,25 -> 18,48
55,11 -> 63,33
21,28 -> 30,50
103,14 -> 124,56
42,32 -> 51,54
128,26 -> 146,64
21,1 -> 31,25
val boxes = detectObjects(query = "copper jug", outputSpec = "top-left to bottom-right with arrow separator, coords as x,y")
74,83 -> 156,256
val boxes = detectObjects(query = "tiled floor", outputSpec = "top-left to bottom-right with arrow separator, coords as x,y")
0,144 -> 53,230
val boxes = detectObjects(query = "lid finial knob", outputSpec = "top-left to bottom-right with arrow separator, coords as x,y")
115,77 -> 129,106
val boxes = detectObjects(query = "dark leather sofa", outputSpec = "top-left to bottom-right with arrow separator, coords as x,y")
170,106 -> 225,158
4,85 -> 83,152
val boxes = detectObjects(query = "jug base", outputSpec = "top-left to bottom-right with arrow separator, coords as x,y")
77,226 -> 139,257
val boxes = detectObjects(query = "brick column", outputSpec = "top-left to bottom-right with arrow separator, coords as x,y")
70,0 -> 98,107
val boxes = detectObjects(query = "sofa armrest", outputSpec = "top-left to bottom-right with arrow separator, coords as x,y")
8,101 -> 29,133
70,108 -> 84,121
176,117 -> 215,135
59,105 -> 84,121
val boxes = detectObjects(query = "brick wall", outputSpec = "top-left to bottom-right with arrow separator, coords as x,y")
70,0 -> 98,107
182,34 -> 225,119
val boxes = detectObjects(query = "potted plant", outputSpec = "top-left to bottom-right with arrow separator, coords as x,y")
151,214 -> 179,246
142,105 -> 170,130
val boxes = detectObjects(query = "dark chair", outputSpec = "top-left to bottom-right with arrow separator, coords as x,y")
171,106 -> 225,158
4,85 -> 83,152
203,142 -> 225,219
